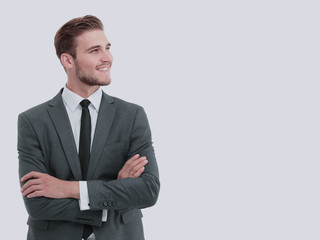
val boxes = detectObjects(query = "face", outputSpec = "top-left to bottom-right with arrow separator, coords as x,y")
73,30 -> 113,86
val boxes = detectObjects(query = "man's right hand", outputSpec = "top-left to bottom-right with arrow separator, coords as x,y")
117,154 -> 148,179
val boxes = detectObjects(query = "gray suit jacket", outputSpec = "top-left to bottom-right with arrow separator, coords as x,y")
18,89 -> 160,240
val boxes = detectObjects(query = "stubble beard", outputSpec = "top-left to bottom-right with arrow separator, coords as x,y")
75,61 -> 111,87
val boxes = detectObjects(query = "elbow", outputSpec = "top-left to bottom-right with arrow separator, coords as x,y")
150,179 -> 160,206
23,197 -> 46,220
143,176 -> 160,208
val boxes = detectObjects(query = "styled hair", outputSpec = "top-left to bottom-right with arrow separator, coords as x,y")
54,15 -> 104,59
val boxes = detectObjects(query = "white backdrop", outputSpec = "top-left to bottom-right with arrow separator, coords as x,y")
1,0 -> 320,239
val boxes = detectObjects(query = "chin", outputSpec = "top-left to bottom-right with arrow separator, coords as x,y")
100,78 -> 111,86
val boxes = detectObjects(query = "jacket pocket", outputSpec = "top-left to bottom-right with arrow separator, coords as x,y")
27,217 -> 49,230
121,209 -> 143,224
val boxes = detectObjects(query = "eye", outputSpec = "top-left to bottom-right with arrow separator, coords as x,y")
90,49 -> 98,53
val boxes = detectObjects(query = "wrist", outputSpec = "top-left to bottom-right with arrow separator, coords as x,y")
64,181 -> 80,199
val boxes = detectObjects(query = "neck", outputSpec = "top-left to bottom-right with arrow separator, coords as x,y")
66,81 -> 100,99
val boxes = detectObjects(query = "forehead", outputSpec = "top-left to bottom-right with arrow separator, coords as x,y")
75,30 -> 110,50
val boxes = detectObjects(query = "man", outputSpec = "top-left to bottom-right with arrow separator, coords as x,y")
18,15 -> 160,240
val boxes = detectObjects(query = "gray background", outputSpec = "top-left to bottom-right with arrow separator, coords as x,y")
1,0 -> 319,239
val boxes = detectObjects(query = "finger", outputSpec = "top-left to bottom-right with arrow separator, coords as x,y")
131,159 -> 148,173
22,184 -> 43,197
21,171 -> 43,182
133,167 -> 145,178
120,154 -> 140,174
122,156 -> 145,175
26,190 -> 45,198
118,155 -> 146,179
129,159 -> 148,178
125,154 -> 140,165
126,156 -> 147,171
126,157 -> 147,175
117,168 -> 124,178
21,179 -> 42,193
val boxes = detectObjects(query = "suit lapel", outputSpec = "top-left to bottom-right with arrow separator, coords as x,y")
87,92 -> 116,179
47,90 -> 82,180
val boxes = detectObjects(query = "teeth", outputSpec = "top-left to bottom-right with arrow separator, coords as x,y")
97,66 -> 109,71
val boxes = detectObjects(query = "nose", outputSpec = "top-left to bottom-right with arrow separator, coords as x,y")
101,49 -> 113,62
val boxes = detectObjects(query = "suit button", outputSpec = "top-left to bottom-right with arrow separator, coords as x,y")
107,201 -> 112,206
104,202 -> 108,207
112,202 -> 117,206
99,202 -> 104,208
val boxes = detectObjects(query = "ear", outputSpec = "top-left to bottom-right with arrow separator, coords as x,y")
60,53 -> 75,70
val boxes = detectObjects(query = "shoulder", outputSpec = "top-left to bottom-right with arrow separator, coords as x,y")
18,90 -> 62,121
102,93 -> 149,123
103,92 -> 143,112
103,94 -> 150,130
17,100 -> 52,131
19,100 -> 51,119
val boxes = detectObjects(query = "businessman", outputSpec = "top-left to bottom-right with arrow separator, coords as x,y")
18,15 -> 160,240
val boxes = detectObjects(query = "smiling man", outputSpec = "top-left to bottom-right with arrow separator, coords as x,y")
18,15 -> 160,240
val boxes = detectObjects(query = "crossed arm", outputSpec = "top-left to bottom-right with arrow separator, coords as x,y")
18,106 -> 160,226
20,154 -> 148,199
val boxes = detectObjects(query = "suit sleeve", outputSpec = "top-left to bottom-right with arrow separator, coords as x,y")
18,113 -> 102,227
87,106 -> 160,211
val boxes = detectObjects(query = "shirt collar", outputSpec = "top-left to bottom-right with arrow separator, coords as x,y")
62,86 -> 102,112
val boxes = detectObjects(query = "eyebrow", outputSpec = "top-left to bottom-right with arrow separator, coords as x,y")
86,43 -> 111,52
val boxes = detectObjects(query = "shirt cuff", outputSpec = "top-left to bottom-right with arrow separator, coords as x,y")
78,181 -> 90,211
102,210 -> 108,222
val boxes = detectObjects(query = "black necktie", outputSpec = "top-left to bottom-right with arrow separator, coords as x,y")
79,99 -> 91,180
79,99 -> 93,239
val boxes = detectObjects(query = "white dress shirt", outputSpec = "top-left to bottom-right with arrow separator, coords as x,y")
62,86 -> 107,240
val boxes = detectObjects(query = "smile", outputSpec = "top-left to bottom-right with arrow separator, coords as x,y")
97,66 -> 109,71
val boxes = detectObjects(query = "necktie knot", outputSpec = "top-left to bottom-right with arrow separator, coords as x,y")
80,99 -> 91,108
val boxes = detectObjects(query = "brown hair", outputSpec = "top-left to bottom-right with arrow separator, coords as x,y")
54,15 -> 104,59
